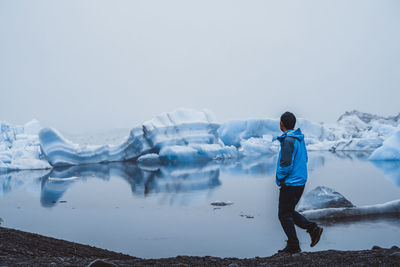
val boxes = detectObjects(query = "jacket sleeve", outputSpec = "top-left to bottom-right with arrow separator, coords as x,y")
276,137 -> 296,184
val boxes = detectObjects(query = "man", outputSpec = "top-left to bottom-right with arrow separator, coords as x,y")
276,111 -> 323,254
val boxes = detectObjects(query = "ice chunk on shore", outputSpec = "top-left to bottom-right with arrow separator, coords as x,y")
369,130 -> 400,161
298,186 -> 354,212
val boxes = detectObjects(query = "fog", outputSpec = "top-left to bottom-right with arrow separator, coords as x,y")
1,0 -> 399,132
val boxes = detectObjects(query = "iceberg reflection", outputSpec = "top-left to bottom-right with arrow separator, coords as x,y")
42,162 -> 222,207
371,161 -> 400,187
1,152 -> 331,208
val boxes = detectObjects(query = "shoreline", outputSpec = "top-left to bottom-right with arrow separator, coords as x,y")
1,226 -> 400,266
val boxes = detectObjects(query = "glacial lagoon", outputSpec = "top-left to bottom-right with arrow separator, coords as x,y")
1,152 -> 400,258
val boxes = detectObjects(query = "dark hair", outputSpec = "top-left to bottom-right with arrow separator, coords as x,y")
280,111 -> 296,130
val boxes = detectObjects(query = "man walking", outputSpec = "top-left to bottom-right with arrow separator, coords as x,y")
276,112 -> 323,254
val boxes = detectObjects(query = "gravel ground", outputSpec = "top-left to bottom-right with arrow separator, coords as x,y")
1,226 -> 400,266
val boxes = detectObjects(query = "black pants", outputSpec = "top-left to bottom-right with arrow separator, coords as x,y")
278,185 -> 316,245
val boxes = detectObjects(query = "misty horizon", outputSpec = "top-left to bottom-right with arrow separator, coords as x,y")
1,0 -> 399,132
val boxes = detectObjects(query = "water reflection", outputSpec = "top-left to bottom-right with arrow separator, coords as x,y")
2,152 -> 386,209
0,169 -> 49,197
330,151 -> 372,160
371,161 -> 400,187
37,162 -> 222,207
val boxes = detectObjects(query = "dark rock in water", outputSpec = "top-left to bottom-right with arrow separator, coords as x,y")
210,201 -> 233,206
372,245 -> 382,250
88,259 -> 117,267
298,186 -> 354,211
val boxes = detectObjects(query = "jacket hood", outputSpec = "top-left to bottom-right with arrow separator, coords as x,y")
277,128 -> 304,142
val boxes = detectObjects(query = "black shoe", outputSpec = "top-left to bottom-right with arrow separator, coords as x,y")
308,226 -> 323,247
278,242 -> 301,254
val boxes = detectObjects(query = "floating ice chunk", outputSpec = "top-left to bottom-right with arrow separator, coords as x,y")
302,199 -> 400,221
299,185 -> 400,221
298,186 -> 354,212
39,127 -> 151,166
143,108 -> 221,151
369,129 -> 400,161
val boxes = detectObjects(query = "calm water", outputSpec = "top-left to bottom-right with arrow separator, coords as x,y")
1,152 -> 400,258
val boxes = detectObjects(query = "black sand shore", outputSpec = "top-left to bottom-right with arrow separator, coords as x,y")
1,226 -> 400,266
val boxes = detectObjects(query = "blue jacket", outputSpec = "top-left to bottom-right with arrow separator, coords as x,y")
275,128 -> 308,187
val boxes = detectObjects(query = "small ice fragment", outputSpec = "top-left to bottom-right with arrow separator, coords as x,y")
240,214 -> 254,219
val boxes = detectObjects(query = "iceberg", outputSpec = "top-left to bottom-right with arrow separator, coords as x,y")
0,120 -> 51,172
2,109 -> 400,169
39,108 -> 237,167
369,129 -> 400,161
142,108 -> 220,150
38,126 -> 151,166
328,110 -> 400,152
218,118 -> 329,148
218,119 -> 280,147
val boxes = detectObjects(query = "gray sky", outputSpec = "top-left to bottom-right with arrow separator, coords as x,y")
1,0 -> 399,132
